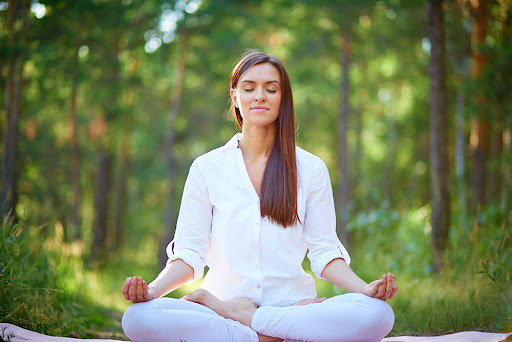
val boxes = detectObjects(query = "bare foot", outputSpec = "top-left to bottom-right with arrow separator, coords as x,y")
183,289 -> 257,327
257,334 -> 283,342
295,297 -> 327,306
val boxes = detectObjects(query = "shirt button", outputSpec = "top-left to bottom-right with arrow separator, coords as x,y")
257,285 -> 261,289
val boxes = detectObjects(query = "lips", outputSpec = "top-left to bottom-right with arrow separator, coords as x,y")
250,107 -> 268,111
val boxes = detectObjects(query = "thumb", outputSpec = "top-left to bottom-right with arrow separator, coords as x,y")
365,280 -> 382,297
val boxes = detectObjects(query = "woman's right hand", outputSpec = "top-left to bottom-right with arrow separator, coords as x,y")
122,276 -> 156,303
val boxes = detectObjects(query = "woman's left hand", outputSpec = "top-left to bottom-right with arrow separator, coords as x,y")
362,273 -> 398,301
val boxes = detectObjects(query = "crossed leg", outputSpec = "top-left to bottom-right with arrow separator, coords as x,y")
122,290 -> 394,342
184,289 -> 395,342
122,296 -> 259,342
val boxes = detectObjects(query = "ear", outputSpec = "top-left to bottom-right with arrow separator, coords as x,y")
230,88 -> 238,108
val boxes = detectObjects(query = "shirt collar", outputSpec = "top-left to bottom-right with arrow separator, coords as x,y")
226,133 -> 242,149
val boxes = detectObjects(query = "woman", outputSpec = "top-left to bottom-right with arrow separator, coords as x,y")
121,51 -> 397,342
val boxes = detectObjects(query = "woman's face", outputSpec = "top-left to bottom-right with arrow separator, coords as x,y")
231,63 -> 282,129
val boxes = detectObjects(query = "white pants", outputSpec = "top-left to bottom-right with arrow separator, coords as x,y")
122,293 -> 395,342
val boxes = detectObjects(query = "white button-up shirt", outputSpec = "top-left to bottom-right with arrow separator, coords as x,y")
167,134 -> 350,307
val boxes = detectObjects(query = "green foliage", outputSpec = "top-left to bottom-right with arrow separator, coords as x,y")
0,218 -> 125,339
347,205 -> 433,277
322,204 -> 512,334
1,0 -> 512,338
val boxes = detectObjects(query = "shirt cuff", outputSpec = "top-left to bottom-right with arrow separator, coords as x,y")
166,240 -> 205,283
311,242 -> 351,279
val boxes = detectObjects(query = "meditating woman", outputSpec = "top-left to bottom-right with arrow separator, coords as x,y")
121,50 -> 397,342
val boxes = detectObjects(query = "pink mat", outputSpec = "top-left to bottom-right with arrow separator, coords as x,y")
0,323 -> 509,342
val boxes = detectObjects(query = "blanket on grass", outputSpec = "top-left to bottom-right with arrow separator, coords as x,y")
0,323 -> 509,342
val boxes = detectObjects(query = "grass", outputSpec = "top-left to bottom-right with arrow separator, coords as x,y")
1,204 -> 511,339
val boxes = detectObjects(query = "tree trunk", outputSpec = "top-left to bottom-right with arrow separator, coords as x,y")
470,0 -> 489,207
428,0 -> 451,273
113,90 -> 134,250
336,27 -> 351,244
384,120 -> 397,207
488,117 -> 503,203
1,0 -> 29,223
455,57 -> 470,212
91,151 -> 113,261
90,35 -> 122,262
69,48 -> 81,240
354,107 -> 363,212
158,29 -> 188,270
501,117 -> 511,212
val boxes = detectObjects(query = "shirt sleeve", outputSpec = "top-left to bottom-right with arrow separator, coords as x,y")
166,157 -> 212,283
304,158 -> 351,279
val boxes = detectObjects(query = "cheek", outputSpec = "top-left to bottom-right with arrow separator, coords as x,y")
238,92 -> 252,105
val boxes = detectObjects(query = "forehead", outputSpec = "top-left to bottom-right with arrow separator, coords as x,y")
239,63 -> 281,84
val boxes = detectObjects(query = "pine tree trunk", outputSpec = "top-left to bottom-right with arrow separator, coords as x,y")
336,27 -> 351,244
91,151 -> 113,261
470,0 -> 489,207
501,116 -> 511,212
113,90 -> 134,250
90,35 -> 122,262
354,107 -> 363,212
455,57 -> 469,212
158,29 -> 188,270
428,0 -> 451,273
1,0 -> 29,222
488,118 -> 503,204
384,121 -> 397,207
69,48 -> 81,240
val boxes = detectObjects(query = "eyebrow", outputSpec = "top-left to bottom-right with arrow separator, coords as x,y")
241,80 -> 280,85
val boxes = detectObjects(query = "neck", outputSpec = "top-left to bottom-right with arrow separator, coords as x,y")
239,124 -> 276,160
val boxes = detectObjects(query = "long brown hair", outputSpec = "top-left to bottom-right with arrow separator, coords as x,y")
230,50 -> 299,228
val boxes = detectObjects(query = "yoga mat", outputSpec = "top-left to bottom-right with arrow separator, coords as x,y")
1,323 -> 510,342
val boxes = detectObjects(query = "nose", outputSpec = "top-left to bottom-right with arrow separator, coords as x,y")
254,87 -> 265,101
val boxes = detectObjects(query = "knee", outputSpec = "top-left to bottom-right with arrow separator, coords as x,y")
364,296 -> 395,339
122,302 -> 152,341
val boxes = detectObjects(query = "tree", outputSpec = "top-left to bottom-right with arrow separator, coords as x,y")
1,0 -> 30,222
428,0 -> 451,273
469,0 -> 488,207
336,24 -> 352,243
158,26 -> 189,269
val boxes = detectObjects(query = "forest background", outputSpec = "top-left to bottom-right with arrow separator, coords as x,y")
1,0 -> 511,339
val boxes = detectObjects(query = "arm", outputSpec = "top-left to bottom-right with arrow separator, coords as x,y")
122,259 -> 194,303
123,157 -> 212,303
321,258 -> 398,301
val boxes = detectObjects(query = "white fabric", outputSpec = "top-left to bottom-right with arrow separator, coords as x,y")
167,133 -> 351,307
122,298 -> 259,342
121,294 -> 394,342
251,293 -> 395,342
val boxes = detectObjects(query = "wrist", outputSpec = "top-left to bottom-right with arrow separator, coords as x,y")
147,284 -> 159,299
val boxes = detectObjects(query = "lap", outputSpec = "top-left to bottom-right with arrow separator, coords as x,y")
126,296 -> 220,317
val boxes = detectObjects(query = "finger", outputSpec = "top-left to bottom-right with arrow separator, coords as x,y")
389,286 -> 398,299
122,277 -> 132,300
136,277 -> 144,301
387,273 -> 398,299
128,277 -> 136,300
375,275 -> 387,299
384,273 -> 394,299
142,281 -> 150,300
367,280 -> 382,297
389,281 -> 398,299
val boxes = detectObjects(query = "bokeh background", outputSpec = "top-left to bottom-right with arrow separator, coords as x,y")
1,0 -> 511,339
